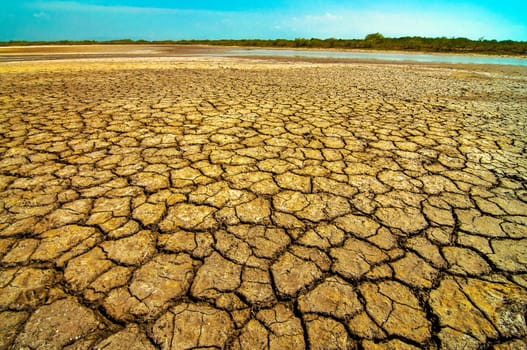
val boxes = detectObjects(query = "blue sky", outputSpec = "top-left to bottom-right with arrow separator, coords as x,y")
1,1 -> 526,41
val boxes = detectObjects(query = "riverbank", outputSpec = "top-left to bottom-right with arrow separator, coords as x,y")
1,44 -> 526,66
3,35 -> 527,56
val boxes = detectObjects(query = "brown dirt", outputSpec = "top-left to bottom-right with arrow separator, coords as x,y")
1,51 -> 526,349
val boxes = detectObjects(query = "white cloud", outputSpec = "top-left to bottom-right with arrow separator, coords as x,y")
32,11 -> 49,18
304,12 -> 342,22
30,1 -> 200,15
283,8 -> 524,40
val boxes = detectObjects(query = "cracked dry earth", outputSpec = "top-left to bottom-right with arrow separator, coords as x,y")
0,57 -> 526,350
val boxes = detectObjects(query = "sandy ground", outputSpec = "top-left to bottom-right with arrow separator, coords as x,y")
0,47 -> 527,349
0,44 -> 228,63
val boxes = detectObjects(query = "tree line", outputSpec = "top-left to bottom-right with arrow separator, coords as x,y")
3,34 -> 526,55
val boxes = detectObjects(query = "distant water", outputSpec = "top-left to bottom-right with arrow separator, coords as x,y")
220,48 -> 527,67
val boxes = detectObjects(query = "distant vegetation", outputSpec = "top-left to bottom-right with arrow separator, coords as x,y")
2,34 -> 527,55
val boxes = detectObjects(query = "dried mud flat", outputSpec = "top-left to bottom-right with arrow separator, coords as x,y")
0,55 -> 526,349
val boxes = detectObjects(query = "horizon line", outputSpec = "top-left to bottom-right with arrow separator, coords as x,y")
2,35 -> 527,43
